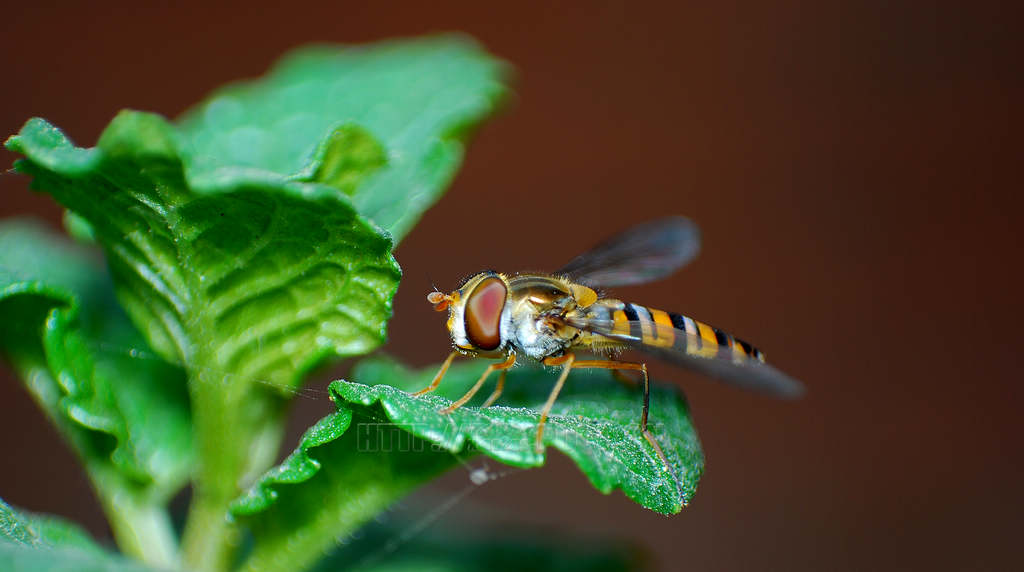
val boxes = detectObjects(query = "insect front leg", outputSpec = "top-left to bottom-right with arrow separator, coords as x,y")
440,352 -> 516,414
412,351 -> 459,396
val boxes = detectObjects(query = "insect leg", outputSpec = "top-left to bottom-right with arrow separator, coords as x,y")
611,368 -> 638,388
412,351 -> 459,396
569,359 -> 671,473
480,369 -> 507,408
440,353 -> 516,414
537,353 -> 576,454
571,360 -> 651,427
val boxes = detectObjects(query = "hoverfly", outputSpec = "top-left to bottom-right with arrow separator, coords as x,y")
416,216 -> 803,466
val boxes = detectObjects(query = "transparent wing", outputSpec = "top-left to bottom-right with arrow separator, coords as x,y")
561,315 -> 805,398
555,216 -> 701,288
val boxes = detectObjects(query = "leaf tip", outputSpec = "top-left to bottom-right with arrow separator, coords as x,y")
5,118 -> 99,175
303,124 -> 388,196
97,110 -> 180,160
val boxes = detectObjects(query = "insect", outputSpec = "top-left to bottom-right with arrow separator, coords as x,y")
415,216 -> 804,466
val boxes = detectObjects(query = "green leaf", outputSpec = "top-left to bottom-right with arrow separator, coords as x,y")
1,498 -> 164,571
62,210 -> 98,244
0,220 -> 192,488
0,498 -> 100,553
231,355 -> 701,572
0,512 -> 161,572
339,357 -> 702,513
5,111 -> 401,570
232,407 -> 455,572
0,221 -> 189,565
7,113 -> 400,389
6,37 -> 508,571
0,544 -> 163,572
177,35 -> 508,242
0,499 -> 161,572
306,124 -> 388,196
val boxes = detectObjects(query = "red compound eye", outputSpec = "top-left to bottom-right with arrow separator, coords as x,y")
463,277 -> 506,350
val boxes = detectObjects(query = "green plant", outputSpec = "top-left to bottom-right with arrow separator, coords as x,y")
0,36 -> 703,572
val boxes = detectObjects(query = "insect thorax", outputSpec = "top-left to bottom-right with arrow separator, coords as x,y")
504,275 -> 577,360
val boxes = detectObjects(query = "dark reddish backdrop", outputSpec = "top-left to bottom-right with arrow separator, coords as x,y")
1,2 -> 1019,570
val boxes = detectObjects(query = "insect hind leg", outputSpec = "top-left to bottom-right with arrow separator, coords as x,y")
611,368 -> 640,388
568,359 -> 672,474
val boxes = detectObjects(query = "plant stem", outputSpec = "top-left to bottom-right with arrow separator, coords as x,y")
181,489 -> 238,572
101,491 -> 179,569
181,361 -> 245,572
180,355 -> 286,572
22,363 -> 181,568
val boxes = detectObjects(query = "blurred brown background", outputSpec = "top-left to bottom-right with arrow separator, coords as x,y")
1,2 -> 1020,570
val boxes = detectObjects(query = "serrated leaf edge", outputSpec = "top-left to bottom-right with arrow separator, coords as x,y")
0,269 -> 155,482
234,372 -> 694,517
229,410 -> 354,516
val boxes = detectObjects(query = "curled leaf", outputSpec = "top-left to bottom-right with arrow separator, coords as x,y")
230,355 -> 702,572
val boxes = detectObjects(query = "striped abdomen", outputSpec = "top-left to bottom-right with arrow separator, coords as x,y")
582,299 -> 766,362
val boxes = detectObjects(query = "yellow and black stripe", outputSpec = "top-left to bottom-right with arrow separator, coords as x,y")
612,302 -> 766,362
